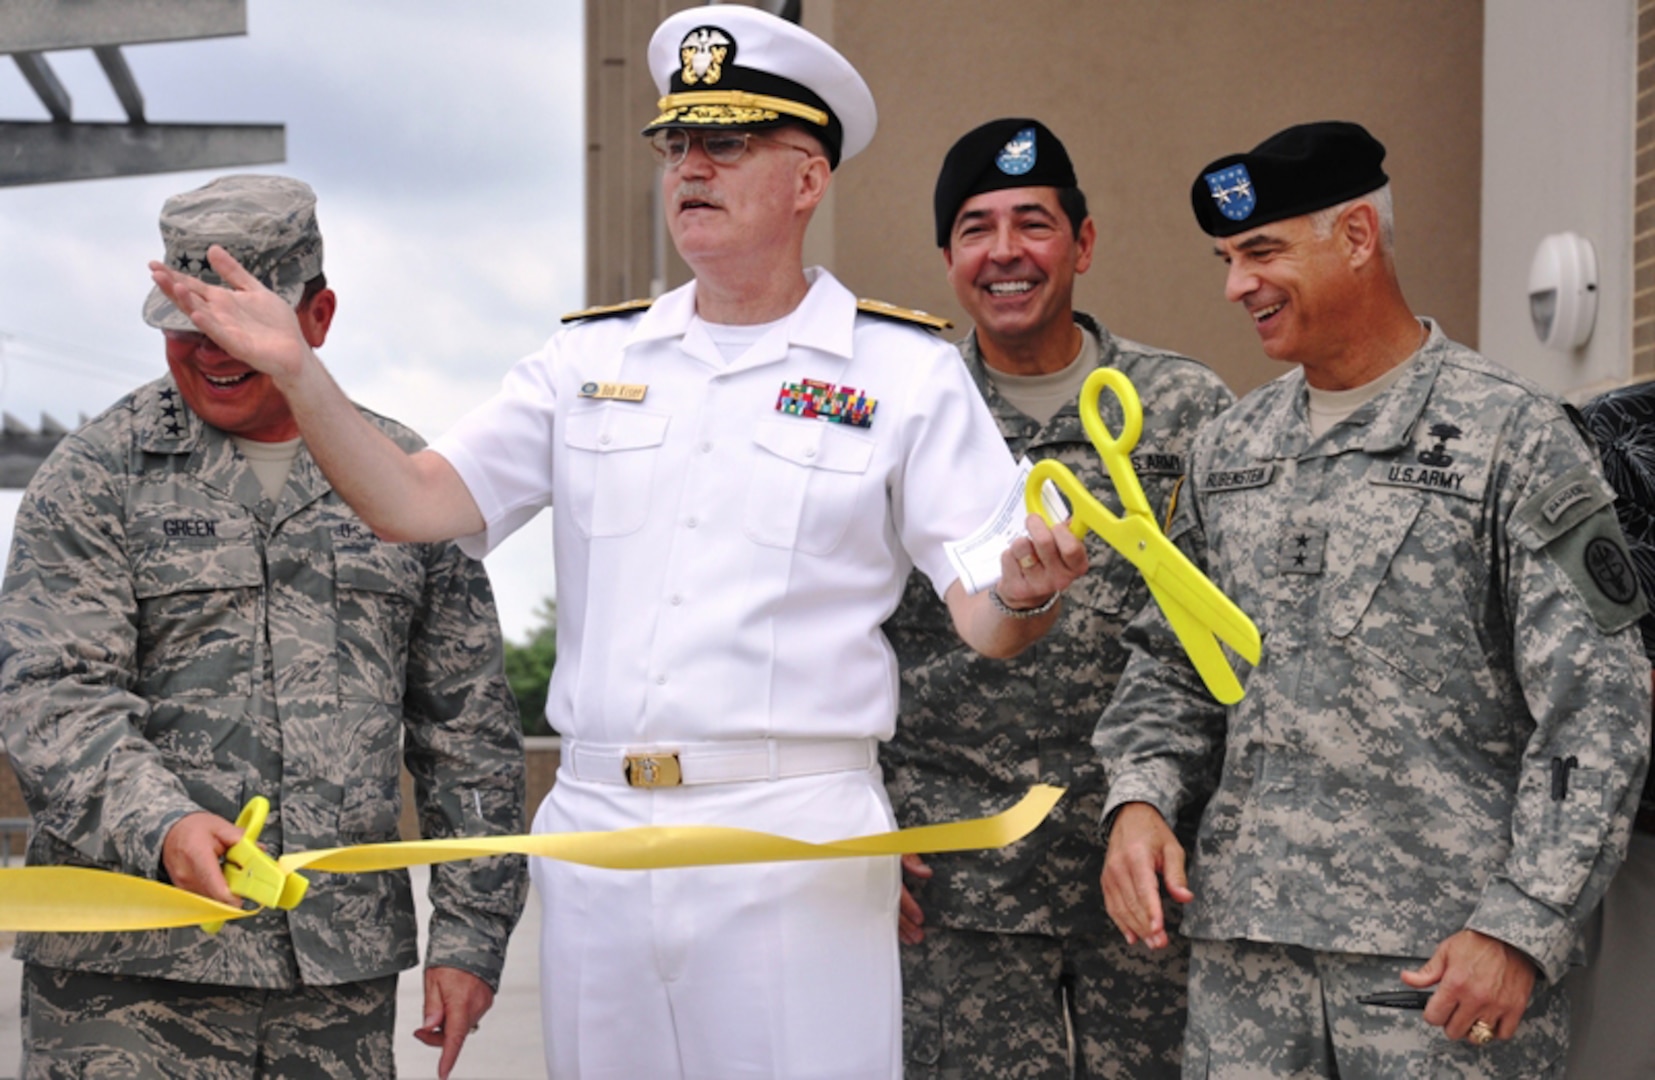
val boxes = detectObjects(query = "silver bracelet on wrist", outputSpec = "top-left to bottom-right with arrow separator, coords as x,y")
989,586 -> 1060,619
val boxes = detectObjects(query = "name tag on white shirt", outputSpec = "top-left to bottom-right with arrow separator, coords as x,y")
944,457 -> 1069,594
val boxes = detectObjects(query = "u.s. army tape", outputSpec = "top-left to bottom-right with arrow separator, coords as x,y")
0,785 -> 1064,933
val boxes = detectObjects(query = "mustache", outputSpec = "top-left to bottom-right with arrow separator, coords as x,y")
672,181 -> 724,210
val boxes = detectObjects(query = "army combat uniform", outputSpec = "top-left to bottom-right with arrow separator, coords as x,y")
884,315 -> 1233,1079
1094,323 -> 1651,1078
0,376 -> 527,1078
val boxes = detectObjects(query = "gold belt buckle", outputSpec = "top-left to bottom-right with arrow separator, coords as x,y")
623,752 -> 683,788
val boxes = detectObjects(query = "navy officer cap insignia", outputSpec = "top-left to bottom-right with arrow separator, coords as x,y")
642,6 -> 876,170
933,118 -> 1077,247
1191,120 -> 1388,237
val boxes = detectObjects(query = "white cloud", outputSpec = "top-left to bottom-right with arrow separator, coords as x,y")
0,0 -> 583,639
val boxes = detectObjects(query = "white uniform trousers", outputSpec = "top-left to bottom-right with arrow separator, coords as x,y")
530,762 -> 901,1080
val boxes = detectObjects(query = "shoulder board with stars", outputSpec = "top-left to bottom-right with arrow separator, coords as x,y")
856,299 -> 953,333
560,298 -> 655,324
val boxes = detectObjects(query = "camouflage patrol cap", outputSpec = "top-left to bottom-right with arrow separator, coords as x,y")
142,174 -> 324,331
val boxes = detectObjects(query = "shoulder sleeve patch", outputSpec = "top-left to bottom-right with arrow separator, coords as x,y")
1512,464 -> 1648,633
856,298 -> 953,333
560,298 -> 655,324
1510,464 -> 1614,549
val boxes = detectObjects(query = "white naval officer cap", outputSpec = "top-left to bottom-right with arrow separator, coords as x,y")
641,5 -> 877,168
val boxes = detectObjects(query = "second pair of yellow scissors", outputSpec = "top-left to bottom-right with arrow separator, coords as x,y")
1025,367 -> 1261,703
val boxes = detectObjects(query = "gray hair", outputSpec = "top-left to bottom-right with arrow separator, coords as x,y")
1307,183 -> 1394,253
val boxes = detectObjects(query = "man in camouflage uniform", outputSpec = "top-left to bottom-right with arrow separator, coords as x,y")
884,118 -> 1233,1079
0,175 -> 527,1080
1097,122 -> 1651,1078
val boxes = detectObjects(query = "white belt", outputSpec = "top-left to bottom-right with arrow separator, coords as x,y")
563,738 -> 878,788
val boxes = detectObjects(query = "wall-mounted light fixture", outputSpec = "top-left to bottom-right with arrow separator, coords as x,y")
1528,232 -> 1598,352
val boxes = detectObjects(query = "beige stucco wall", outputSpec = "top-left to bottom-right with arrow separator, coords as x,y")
588,1 -> 1484,395
826,1 -> 1483,393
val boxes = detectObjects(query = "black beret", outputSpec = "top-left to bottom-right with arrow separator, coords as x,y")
934,118 -> 1077,247
1191,121 -> 1388,238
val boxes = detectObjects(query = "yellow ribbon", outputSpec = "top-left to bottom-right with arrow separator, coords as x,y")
0,785 -> 1064,933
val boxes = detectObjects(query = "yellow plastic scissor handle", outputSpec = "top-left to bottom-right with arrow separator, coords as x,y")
1074,366 -> 1153,519
202,796 -> 309,934
1022,367 -> 1262,704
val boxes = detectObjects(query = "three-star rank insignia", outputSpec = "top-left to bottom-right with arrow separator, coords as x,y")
777,378 -> 877,429
680,27 -> 732,85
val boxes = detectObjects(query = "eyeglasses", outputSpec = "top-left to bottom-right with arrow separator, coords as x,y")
648,128 -> 813,168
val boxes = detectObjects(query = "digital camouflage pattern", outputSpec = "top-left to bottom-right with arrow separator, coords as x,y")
0,374 -> 527,990
884,314 -> 1233,1076
1183,938 -> 1569,1079
20,966 -> 398,1080
903,924 -> 1192,1080
1096,321 -> 1652,989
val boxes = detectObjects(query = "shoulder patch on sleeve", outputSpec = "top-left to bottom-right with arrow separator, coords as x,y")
560,298 -> 654,324
1512,464 -> 1649,633
856,298 -> 953,333
1511,464 -> 1614,548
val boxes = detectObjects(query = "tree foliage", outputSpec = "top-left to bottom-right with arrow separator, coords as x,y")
503,598 -> 556,736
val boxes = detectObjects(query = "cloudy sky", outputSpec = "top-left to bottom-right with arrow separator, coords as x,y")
0,0 -> 583,641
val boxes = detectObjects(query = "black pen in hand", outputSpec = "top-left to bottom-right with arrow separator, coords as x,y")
1357,990 -> 1434,1009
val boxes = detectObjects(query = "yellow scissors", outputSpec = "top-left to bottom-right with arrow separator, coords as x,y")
201,796 -> 309,934
1025,367 -> 1261,704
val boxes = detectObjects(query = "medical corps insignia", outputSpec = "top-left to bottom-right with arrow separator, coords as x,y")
1205,163 -> 1256,222
996,127 -> 1038,176
1585,537 -> 1639,604
680,27 -> 732,86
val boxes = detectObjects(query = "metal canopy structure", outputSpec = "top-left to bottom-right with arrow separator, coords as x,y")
0,0 -> 284,187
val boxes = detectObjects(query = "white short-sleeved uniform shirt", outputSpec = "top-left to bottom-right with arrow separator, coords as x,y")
434,268 -> 1017,746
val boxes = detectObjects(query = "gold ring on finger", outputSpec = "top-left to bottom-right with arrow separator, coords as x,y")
1467,1019 -> 1495,1046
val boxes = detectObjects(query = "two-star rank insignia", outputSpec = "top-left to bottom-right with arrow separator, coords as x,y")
1279,526 -> 1326,574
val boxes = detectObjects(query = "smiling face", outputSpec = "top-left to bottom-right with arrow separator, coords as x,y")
1212,212 -> 1354,366
943,186 -> 1094,358
164,287 -> 334,441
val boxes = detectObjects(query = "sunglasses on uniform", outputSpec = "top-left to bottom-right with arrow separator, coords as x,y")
649,128 -> 814,168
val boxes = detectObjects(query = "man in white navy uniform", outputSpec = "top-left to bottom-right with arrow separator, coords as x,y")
149,7 -> 1087,1078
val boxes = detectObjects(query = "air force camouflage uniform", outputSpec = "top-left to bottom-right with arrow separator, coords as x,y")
885,315 -> 1233,1079
0,376 -> 527,1074
1094,324 -> 1651,1076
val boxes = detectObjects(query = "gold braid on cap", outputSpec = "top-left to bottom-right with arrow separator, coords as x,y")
656,90 -> 829,128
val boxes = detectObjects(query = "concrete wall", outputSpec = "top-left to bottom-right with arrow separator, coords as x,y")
1480,0 -> 1638,398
